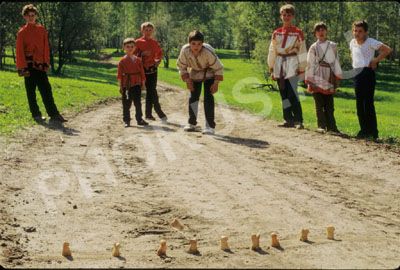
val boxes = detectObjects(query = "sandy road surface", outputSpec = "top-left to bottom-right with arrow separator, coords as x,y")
1,82 -> 399,268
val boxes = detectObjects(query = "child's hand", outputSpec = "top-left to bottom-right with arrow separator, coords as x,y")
210,81 -> 219,94
369,58 -> 379,70
186,79 -> 194,92
142,50 -> 151,56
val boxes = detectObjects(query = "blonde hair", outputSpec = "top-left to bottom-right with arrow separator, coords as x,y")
280,4 -> 295,15
122,38 -> 136,46
141,22 -> 155,31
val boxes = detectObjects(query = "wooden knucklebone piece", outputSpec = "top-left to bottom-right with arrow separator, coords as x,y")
220,236 -> 230,251
112,242 -> 120,257
157,239 -> 167,256
251,233 -> 260,250
170,218 -> 184,231
271,233 -> 280,248
300,229 -> 309,242
188,239 -> 199,254
327,226 -> 335,240
62,242 -> 71,257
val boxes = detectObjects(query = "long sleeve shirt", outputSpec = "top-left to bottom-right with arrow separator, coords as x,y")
16,23 -> 50,70
177,43 -> 224,82
305,40 -> 342,94
134,36 -> 163,69
267,26 -> 307,80
117,55 -> 146,89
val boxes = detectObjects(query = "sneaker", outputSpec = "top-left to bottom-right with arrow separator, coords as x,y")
137,119 -> 149,126
124,122 -> 130,128
295,123 -> 304,129
278,122 -> 294,128
316,128 -> 326,134
145,116 -> 156,121
183,124 -> 200,132
160,116 -> 168,124
202,126 -> 215,135
50,114 -> 68,123
33,115 -> 46,122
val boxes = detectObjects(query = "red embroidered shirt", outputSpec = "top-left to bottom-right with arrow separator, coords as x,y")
117,55 -> 146,88
134,36 -> 163,69
16,23 -> 50,69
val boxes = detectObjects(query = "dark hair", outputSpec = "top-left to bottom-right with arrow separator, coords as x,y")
188,30 -> 204,43
122,38 -> 136,46
353,20 -> 368,32
313,22 -> 327,34
22,4 -> 38,16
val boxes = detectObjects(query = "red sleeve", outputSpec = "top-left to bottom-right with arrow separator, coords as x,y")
44,28 -> 50,65
117,61 -> 122,80
16,30 -> 26,69
139,59 -> 146,84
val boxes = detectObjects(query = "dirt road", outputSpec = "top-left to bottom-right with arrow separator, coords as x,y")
1,82 -> 399,268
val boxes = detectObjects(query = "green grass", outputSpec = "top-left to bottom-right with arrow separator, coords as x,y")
0,52 -> 120,135
1,48 -> 399,144
155,49 -> 400,142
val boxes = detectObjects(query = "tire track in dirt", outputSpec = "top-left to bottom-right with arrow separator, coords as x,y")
0,82 -> 399,268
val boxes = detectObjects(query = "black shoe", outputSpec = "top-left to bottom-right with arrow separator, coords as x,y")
137,119 -> 149,126
278,121 -> 295,128
145,116 -> 156,121
124,122 -> 130,128
33,115 -> 46,122
50,114 -> 68,123
356,130 -> 367,139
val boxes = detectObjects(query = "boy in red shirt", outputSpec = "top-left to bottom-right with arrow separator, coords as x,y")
117,38 -> 148,127
16,4 -> 67,123
134,22 -> 167,123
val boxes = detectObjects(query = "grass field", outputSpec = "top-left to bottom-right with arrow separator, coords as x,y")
0,53 -> 120,135
1,48 -> 399,143
155,49 -> 400,142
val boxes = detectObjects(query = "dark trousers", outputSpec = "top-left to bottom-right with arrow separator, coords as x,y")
278,77 -> 303,124
354,67 -> 378,137
145,71 -> 166,118
122,85 -> 143,123
24,68 -> 60,118
189,79 -> 216,128
313,93 -> 338,131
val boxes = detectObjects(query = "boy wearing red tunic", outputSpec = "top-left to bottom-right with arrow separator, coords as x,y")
16,4 -> 67,123
117,38 -> 148,127
134,22 -> 167,122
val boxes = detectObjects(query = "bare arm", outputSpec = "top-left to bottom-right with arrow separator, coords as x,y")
370,44 -> 392,69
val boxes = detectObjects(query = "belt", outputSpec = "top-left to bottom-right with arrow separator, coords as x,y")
144,65 -> 157,74
277,53 -> 297,57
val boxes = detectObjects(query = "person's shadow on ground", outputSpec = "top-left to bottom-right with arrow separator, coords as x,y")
35,120 -> 80,136
213,134 -> 269,149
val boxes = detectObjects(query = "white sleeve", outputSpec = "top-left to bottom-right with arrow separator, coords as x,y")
369,38 -> 383,50
177,46 -> 189,79
305,45 -> 316,82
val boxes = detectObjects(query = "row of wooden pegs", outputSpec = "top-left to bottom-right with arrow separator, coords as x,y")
61,225 -> 336,258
